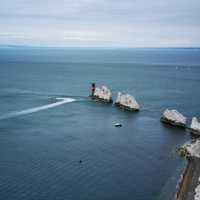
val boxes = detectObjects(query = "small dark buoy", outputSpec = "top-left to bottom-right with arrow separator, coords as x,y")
79,160 -> 82,163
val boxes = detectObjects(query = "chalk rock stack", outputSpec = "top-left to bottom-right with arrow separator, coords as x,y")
115,92 -> 140,111
180,140 -> 200,158
161,109 -> 187,127
93,86 -> 113,103
190,117 -> 200,135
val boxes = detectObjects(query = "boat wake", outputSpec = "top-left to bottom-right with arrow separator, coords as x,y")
0,97 -> 75,120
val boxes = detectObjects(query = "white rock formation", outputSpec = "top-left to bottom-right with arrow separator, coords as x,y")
162,109 -> 187,126
191,117 -> 200,134
195,183 -> 200,200
93,86 -> 112,101
116,92 -> 140,110
182,140 -> 200,158
179,140 -> 200,200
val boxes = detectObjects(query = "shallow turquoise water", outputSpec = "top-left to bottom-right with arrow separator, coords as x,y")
0,47 -> 200,200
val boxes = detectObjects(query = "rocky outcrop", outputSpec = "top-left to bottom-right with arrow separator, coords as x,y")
91,85 -> 113,103
115,92 -> 140,111
190,117 -> 200,136
176,140 -> 200,200
161,109 -> 187,128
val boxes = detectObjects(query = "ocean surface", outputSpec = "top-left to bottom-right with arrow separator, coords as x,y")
0,47 -> 200,200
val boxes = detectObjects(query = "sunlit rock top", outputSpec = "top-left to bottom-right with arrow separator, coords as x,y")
162,109 -> 187,125
94,86 -> 112,101
115,92 -> 140,110
191,117 -> 200,133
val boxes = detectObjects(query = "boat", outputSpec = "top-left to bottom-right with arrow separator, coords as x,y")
189,117 -> 200,136
115,92 -> 140,111
90,83 -> 113,103
114,123 -> 122,127
160,109 -> 187,128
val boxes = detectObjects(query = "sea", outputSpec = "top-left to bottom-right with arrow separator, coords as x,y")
0,46 -> 200,200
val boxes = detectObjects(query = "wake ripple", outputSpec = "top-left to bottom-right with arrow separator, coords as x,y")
0,97 -> 75,120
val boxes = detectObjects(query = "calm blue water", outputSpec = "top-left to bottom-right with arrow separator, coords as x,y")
0,47 -> 200,200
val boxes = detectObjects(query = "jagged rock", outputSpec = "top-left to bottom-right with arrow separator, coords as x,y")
115,92 -> 140,111
180,140 -> 200,158
91,85 -> 113,103
190,117 -> 200,136
161,109 -> 187,128
176,147 -> 190,157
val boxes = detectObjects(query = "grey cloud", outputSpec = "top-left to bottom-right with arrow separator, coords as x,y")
0,0 -> 199,47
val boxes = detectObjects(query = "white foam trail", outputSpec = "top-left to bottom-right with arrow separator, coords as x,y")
0,97 -> 75,120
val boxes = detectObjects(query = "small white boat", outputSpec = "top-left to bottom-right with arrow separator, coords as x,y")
115,92 -> 140,111
161,109 -> 187,128
114,123 -> 122,127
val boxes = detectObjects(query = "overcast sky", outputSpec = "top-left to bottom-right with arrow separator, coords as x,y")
0,0 -> 200,47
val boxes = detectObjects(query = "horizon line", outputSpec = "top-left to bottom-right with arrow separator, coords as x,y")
1,44 -> 200,49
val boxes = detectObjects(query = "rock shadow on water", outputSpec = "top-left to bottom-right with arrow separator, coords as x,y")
161,122 -> 188,134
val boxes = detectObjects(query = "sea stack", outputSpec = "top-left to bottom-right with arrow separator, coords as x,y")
90,83 -> 113,103
179,140 -> 200,158
115,92 -> 140,111
176,140 -> 200,200
161,109 -> 187,128
190,117 -> 200,136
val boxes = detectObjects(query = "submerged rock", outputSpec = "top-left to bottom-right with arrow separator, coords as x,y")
161,109 -> 187,128
115,92 -> 140,111
91,85 -> 113,103
190,117 -> 200,136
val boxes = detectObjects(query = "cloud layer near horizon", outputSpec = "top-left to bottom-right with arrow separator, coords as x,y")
0,0 -> 200,47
